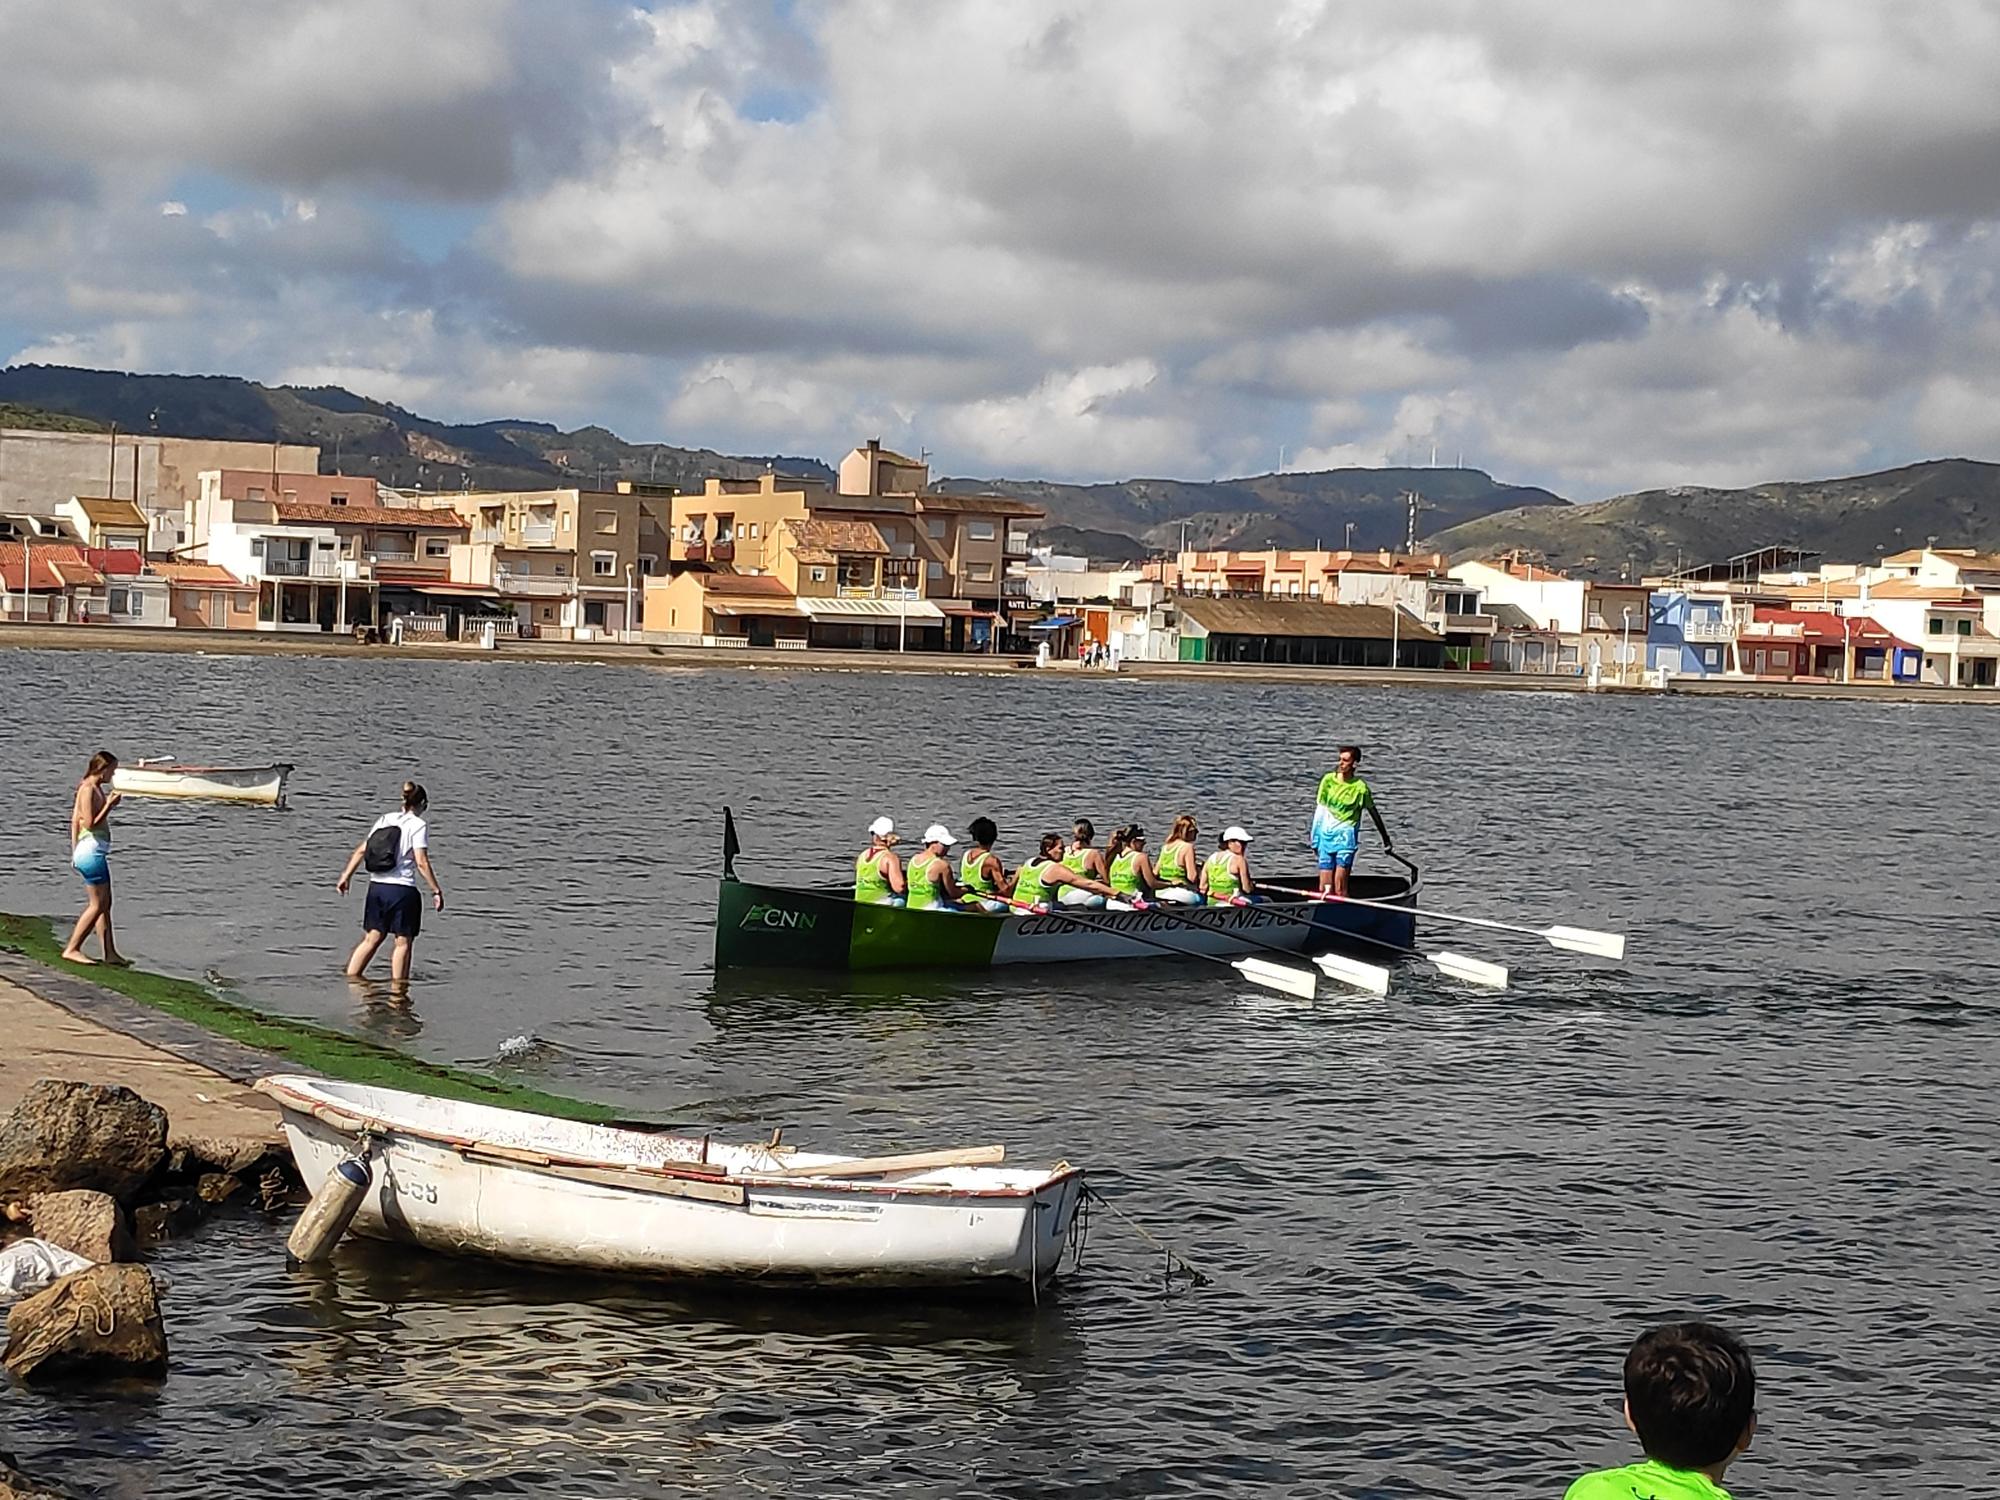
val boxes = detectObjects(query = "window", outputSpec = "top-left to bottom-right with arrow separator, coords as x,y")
560,514 -> 572,533
927,561 -> 944,579
1929,617 -> 1944,634
638,554 -> 660,576
584,601 -> 608,626
927,518 -> 947,539
109,587 -> 131,616
837,558 -> 875,591
247,487 -> 265,501
424,537 -> 450,558
1958,618 -> 1973,635
330,493 -> 348,506
967,561 -> 995,583
1702,647 -> 1721,669
745,523 -> 758,539
554,563 -> 567,576
968,520 -> 996,541
810,566 -> 828,583
591,550 -> 617,577
594,510 -> 618,535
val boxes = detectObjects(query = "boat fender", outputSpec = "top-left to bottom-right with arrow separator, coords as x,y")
286,1152 -> 373,1266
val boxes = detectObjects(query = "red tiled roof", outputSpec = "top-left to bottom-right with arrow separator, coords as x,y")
700,573 -> 794,598
272,501 -> 469,530
0,541 -> 99,591
1751,607 -> 1916,650
150,562 -> 255,590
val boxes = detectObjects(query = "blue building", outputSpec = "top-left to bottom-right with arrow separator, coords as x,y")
1647,590 -> 1734,677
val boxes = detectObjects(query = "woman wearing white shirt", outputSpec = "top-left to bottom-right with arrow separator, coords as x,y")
336,781 -> 444,985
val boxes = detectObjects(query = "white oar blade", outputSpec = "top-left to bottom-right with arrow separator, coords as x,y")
1428,950 -> 1509,989
1311,952 -> 1392,996
1546,925 -> 1626,960
1233,957 -> 1318,1000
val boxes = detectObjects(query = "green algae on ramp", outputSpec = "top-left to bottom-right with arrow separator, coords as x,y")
0,913 -> 618,1123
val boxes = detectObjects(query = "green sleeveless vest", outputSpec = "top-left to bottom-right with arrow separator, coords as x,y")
907,851 -> 944,910
1014,857 -> 1051,908
1109,849 -> 1144,897
1157,840 -> 1193,886
1203,849 -> 1241,900
961,849 -> 996,895
1062,846 -> 1091,874
854,849 -> 893,904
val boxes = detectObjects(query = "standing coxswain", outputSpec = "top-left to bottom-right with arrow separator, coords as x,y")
905,825 -> 965,912
1201,826 -> 1260,903
958,817 -> 1014,913
1014,833 -> 1118,912
1312,744 -> 1394,897
853,816 -> 906,906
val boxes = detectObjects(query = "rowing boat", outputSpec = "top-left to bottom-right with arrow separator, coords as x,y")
714,813 -> 1417,971
258,1075 -> 1086,1292
111,758 -> 293,807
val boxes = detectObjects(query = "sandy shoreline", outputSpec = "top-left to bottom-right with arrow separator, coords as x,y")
4,619 -> 1995,702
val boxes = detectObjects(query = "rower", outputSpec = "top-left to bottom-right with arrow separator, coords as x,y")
1312,743 -> 1394,898
1201,826 -> 1260,903
958,817 -> 1013,914
854,816 -> 906,906
1059,819 -> 1111,908
1016,832 -> 1118,912
1105,824 -> 1158,911
906,824 -> 964,913
1152,813 -> 1203,905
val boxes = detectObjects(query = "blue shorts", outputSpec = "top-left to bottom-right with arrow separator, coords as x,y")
1315,824 -> 1359,872
72,838 -> 110,887
363,882 -> 423,939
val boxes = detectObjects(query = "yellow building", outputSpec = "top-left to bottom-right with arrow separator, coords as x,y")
643,442 -> 1040,651
445,487 -> 665,639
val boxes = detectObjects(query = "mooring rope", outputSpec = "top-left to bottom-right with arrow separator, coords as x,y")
1083,1185 -> 1228,1289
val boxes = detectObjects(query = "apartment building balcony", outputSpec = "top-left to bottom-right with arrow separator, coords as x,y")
471,527 -> 505,545
362,546 -> 416,563
493,568 -> 573,597
1438,610 -> 1499,634
683,541 -> 709,562
1002,576 -> 1033,598
710,540 -> 735,563
1684,617 -> 1735,642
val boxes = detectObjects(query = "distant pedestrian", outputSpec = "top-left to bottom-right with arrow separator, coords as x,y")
336,781 -> 444,985
1565,1322 -> 1757,1500
62,750 -> 126,966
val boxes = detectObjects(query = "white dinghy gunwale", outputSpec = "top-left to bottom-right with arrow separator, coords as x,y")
254,1074 -> 1081,1201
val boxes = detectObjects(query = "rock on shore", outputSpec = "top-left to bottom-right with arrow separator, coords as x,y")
22,1190 -> 131,1264
2,1263 -> 167,1382
0,1081 -> 166,1202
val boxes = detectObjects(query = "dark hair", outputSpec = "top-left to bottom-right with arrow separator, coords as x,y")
1624,1323 -> 1756,1470
1337,744 -> 1361,761
1110,823 -> 1145,856
86,750 -> 118,779
969,817 -> 997,847
1037,832 -> 1064,857
1072,818 -> 1094,843
401,780 -> 429,813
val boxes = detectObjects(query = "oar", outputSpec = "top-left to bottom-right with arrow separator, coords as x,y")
979,891 -> 1324,1000
1303,889 -> 1626,961
1138,895 -> 1392,995
1226,896 -> 1508,990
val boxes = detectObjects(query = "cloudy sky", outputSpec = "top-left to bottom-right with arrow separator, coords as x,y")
4,1 -> 2000,498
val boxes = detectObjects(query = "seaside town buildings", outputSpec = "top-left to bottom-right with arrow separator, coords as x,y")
5,419 -> 2000,685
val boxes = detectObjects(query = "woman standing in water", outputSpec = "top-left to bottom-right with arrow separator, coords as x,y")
336,781 -> 444,985
63,750 -> 126,965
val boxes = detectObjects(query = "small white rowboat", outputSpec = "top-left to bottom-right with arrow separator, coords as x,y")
112,759 -> 292,807
256,1075 -> 1087,1292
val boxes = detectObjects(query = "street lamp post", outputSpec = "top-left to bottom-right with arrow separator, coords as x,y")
624,563 -> 635,643
1620,607 -> 1634,684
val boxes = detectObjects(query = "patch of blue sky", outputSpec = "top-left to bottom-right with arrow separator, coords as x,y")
738,84 -> 817,123
381,200 -> 485,263
159,170 -> 247,218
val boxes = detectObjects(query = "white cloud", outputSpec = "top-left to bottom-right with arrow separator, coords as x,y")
7,0 -> 2000,499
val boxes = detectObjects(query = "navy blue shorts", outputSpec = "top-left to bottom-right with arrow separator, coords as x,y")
363,882 -> 423,939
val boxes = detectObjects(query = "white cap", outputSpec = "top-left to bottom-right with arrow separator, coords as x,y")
923,823 -> 956,846
868,816 -> 895,837
1223,825 -> 1253,843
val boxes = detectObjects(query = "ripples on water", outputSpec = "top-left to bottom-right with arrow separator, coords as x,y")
4,650 -> 1999,1496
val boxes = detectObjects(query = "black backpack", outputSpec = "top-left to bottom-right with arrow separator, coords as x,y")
362,822 -> 403,874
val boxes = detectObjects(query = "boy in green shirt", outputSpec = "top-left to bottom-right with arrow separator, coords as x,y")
1311,744 -> 1394,897
1567,1322 -> 1757,1500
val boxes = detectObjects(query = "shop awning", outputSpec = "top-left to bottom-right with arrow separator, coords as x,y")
940,605 -> 1002,618
1028,615 -> 1080,631
710,599 -> 806,617
408,581 -> 503,598
797,596 -> 945,621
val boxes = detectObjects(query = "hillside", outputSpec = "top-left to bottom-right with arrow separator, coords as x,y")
936,467 -> 1568,556
0,365 -> 833,493
1425,459 -> 2000,577
0,402 -> 104,433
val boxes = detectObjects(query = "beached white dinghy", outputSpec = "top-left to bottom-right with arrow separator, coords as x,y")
112,758 -> 293,807
256,1075 -> 1087,1292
